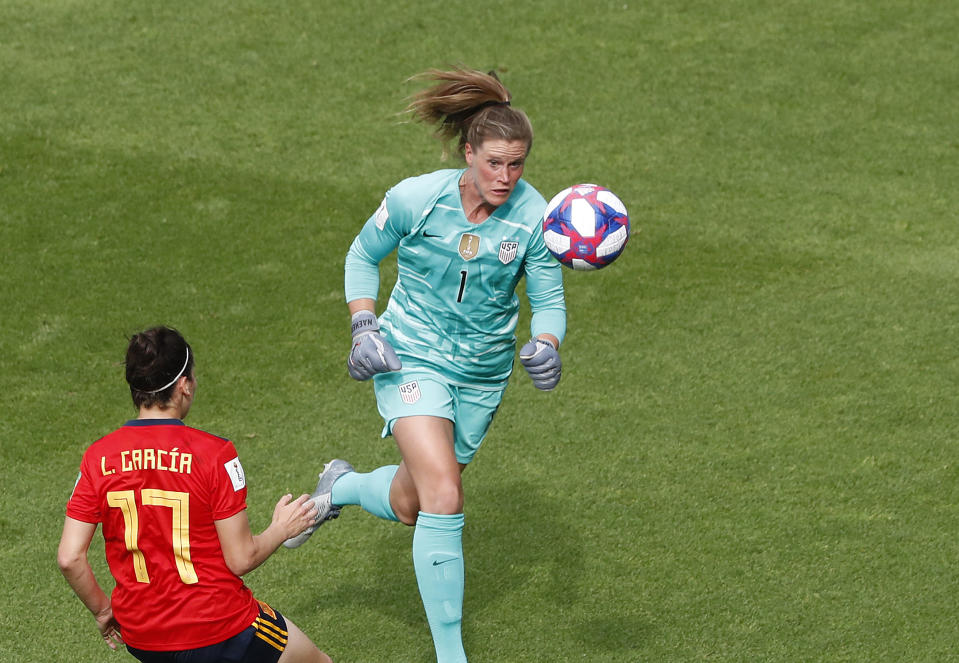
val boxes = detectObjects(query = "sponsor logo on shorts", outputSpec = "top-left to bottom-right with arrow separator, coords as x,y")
498,241 -> 518,264
257,600 -> 277,619
399,380 -> 421,404
459,233 -> 480,260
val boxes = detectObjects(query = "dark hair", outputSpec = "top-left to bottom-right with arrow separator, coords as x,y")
125,326 -> 194,409
406,67 -> 534,159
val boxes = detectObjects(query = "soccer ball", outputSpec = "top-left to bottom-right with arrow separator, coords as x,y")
542,184 -> 630,270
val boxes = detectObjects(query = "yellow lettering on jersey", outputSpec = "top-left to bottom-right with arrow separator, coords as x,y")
117,449 -> 192,474
100,456 -> 116,476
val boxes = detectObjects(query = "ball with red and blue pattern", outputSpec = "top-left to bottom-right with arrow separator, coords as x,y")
542,184 -> 630,270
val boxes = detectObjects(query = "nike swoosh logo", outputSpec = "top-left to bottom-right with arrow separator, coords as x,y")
432,558 -> 457,566
423,232 -> 443,238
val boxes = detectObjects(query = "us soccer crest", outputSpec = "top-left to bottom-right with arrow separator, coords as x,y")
398,380 -> 421,404
498,241 -> 518,264
458,233 -> 480,260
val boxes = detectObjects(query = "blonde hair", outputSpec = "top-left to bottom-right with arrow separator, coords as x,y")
406,67 -> 534,159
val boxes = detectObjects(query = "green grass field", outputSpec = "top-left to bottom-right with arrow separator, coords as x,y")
3,0 -> 958,661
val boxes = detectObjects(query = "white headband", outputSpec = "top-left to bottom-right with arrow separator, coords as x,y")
144,348 -> 190,393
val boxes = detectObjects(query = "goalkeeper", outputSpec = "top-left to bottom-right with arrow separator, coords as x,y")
286,67 -> 566,663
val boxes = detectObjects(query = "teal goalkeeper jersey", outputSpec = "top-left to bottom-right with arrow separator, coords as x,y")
345,169 -> 566,387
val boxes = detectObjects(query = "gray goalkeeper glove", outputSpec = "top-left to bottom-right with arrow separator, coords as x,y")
519,338 -> 561,391
347,311 -> 401,381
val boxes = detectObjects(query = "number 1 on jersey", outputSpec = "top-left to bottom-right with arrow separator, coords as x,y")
457,270 -> 468,303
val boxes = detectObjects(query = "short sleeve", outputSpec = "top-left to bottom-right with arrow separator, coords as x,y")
65,457 -> 102,524
210,442 -> 248,520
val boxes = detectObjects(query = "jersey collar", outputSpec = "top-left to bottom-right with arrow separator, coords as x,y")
123,419 -> 186,427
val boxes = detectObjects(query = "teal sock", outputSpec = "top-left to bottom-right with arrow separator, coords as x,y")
413,512 -> 467,663
330,465 -> 399,522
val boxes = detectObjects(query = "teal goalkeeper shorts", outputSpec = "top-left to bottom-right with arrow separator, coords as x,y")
373,369 -> 505,464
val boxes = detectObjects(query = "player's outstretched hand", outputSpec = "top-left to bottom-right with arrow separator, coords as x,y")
519,338 -> 561,391
273,493 -> 319,539
347,310 -> 402,380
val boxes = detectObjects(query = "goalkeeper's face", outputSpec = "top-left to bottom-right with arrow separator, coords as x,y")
464,139 -> 528,208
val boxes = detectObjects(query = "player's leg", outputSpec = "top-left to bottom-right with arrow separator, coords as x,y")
393,414 -> 467,663
222,601 -> 333,663
393,415 -> 462,514
386,457 -> 468,525
277,616 -> 332,663
387,459 -> 420,525
285,375 -> 456,548
330,373 -> 458,524
329,463 -> 401,522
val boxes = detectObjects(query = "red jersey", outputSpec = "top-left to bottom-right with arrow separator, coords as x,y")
66,419 -> 259,651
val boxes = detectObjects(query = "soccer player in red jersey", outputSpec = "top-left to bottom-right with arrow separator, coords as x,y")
57,326 -> 334,663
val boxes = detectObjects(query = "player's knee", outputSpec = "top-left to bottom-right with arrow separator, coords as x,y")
419,479 -> 463,515
390,482 -> 420,525
393,502 -> 419,526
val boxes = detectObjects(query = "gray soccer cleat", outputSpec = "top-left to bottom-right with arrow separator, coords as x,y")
283,459 -> 355,549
